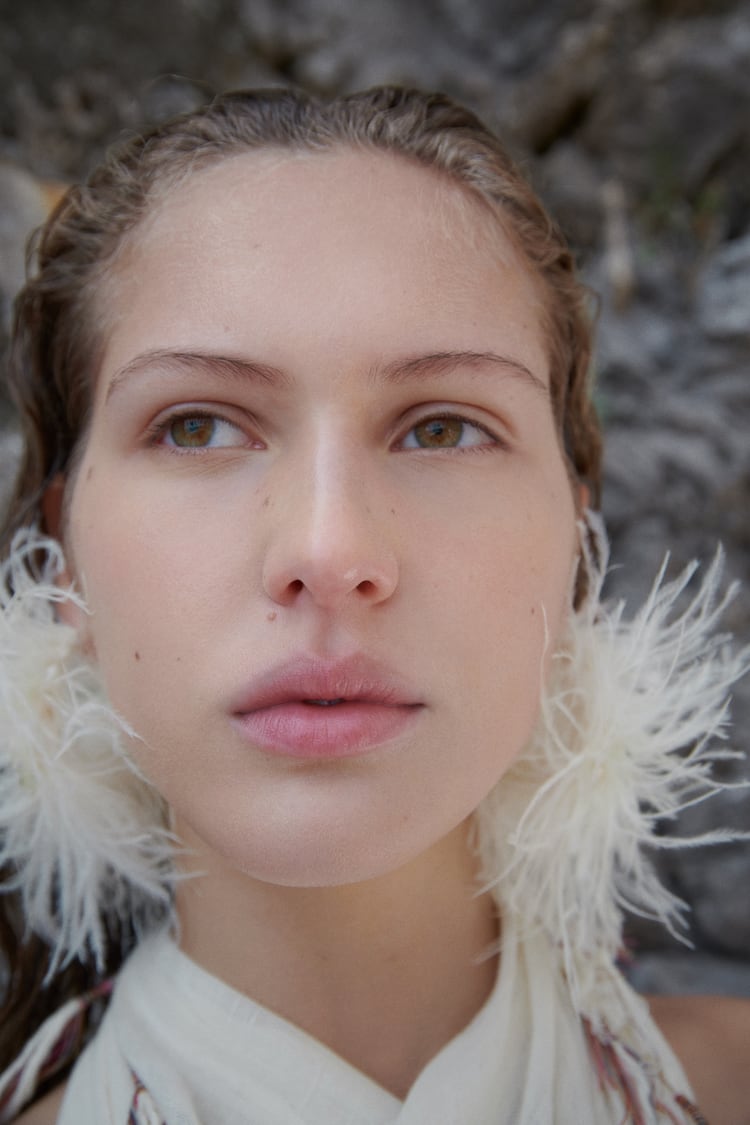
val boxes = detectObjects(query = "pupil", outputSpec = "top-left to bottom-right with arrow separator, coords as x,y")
415,418 -> 463,448
171,417 -> 214,447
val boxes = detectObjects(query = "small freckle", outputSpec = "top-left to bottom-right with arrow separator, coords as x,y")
267,611 -> 277,622
262,496 -> 271,508
390,508 -> 396,515
530,607 -> 536,616
134,651 -> 140,661
86,466 -> 94,482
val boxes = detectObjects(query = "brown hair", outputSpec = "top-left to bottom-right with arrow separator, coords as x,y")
0,85 -> 601,1077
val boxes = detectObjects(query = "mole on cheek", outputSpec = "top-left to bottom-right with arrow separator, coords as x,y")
85,465 -> 95,482
134,651 -> 141,661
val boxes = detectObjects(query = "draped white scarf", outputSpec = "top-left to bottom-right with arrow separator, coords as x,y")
57,919 -> 693,1125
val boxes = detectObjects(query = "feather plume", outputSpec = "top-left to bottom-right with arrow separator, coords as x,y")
477,511 -> 750,1034
0,527 -> 175,976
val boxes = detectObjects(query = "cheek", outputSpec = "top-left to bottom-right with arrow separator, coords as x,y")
409,484 -> 576,745
422,486 -> 576,637
477,505 -> 575,693
67,478 -> 210,712
71,466 -> 229,612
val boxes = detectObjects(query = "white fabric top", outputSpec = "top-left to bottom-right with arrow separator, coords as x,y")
58,918 -> 693,1125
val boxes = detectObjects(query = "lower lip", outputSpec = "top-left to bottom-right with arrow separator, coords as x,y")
232,701 -> 421,759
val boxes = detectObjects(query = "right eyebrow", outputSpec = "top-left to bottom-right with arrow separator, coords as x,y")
373,349 -> 549,399
105,349 -> 291,401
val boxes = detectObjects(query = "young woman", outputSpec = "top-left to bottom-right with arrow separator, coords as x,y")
0,86 -> 747,1124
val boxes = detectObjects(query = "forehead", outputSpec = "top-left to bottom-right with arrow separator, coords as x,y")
141,145 -> 508,250
100,147 -> 548,384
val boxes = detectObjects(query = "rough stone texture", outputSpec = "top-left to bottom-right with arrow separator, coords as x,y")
0,0 -> 748,992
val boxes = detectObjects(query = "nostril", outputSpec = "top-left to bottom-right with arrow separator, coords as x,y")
263,550 -> 399,608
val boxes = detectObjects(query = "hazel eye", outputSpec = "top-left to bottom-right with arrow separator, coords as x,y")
163,414 -> 246,449
400,415 -> 494,450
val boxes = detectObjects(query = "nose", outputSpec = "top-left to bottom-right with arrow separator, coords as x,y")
261,444 -> 399,611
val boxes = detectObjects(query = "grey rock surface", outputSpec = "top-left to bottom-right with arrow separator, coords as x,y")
0,0 -> 748,990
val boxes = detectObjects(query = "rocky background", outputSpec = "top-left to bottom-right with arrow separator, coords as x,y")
0,0 -> 748,993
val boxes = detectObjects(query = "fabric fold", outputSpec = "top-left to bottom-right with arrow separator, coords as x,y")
59,921 -> 693,1125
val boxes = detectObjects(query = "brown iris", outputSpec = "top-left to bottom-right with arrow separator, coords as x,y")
413,417 -> 464,448
169,416 -> 216,447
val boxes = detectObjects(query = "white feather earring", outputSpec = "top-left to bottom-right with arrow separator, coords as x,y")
0,526 -> 175,977
476,510 -> 750,1037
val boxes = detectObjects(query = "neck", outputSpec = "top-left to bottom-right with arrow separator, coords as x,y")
174,820 -> 498,1098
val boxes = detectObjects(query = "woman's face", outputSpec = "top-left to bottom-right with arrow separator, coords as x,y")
63,149 -> 578,887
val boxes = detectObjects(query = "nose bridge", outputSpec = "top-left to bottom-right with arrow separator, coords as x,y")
307,429 -> 366,545
262,422 -> 398,608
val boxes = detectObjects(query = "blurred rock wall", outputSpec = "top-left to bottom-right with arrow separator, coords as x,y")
0,0 -> 748,992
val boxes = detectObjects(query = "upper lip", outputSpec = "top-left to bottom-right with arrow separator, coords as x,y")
231,653 -> 422,713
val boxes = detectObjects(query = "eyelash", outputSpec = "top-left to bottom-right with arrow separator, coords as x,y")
145,407 -> 503,454
396,412 -> 501,453
145,409 -> 256,451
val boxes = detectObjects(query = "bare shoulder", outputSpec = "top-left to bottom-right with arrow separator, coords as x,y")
13,1081 -> 68,1125
648,993 -> 750,1125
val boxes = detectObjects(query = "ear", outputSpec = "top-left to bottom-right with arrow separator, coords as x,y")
42,473 -> 66,541
41,474 -> 88,633
571,483 -> 594,610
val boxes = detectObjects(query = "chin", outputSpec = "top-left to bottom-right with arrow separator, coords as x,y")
245,833 -> 428,889
179,812 -> 441,891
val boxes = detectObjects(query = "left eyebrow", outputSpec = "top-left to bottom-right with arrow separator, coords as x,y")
105,349 -> 291,401
371,350 -> 549,399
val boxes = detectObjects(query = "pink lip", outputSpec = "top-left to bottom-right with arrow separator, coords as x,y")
230,654 -> 423,759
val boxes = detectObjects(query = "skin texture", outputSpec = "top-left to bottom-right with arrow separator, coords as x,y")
647,994 -> 750,1125
61,149 -> 579,894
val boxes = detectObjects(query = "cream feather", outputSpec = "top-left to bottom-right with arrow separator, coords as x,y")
477,511 -> 750,1034
0,527 -> 175,975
